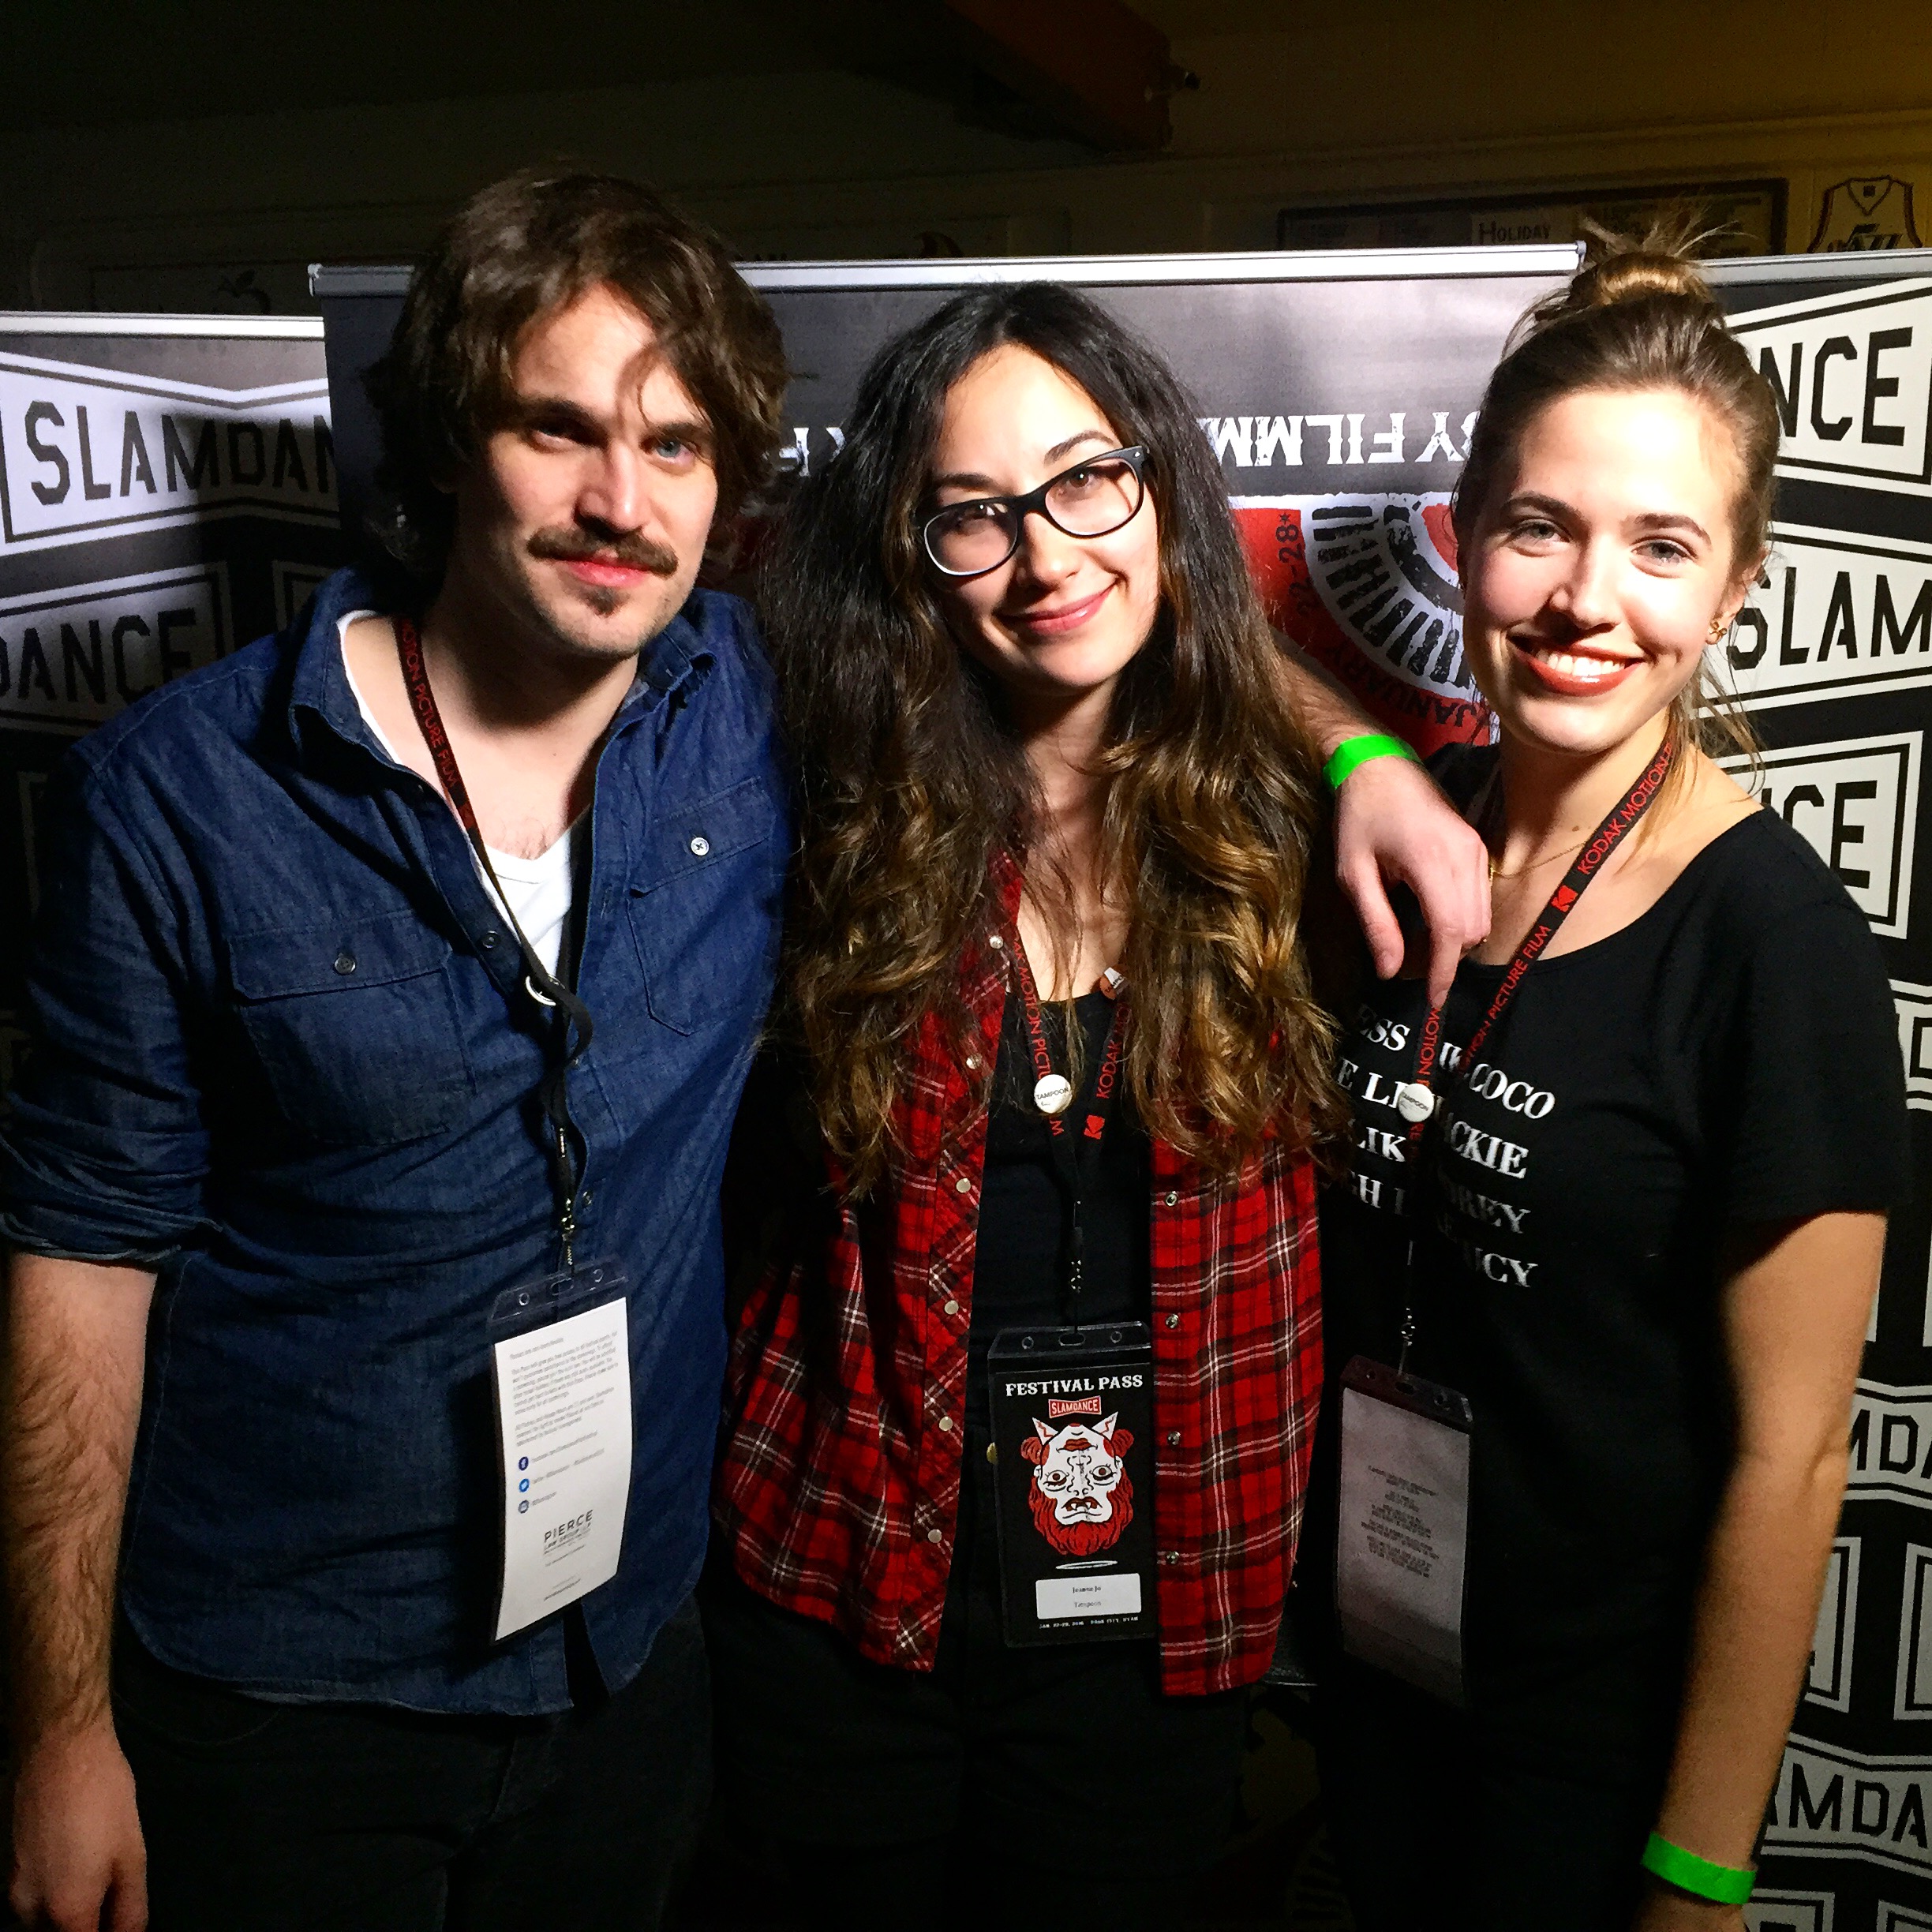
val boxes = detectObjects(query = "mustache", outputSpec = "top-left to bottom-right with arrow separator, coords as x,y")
528,526 -> 680,575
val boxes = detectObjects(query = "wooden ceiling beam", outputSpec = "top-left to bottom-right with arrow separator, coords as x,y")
935,0 -> 1186,150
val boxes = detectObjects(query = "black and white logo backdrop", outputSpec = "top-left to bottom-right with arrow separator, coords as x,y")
0,314 -> 340,1094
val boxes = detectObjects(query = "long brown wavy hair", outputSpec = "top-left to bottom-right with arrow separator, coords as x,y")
760,283 -> 1343,1193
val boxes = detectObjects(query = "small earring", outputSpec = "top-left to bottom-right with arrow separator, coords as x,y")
1708,614 -> 1728,642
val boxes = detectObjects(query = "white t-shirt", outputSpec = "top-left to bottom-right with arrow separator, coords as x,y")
339,614 -> 579,978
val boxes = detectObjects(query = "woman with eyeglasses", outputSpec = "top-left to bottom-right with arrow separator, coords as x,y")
703,282 -> 1487,1929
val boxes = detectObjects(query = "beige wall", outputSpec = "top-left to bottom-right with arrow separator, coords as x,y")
1165,0 -> 1932,253
5,0 -> 1930,314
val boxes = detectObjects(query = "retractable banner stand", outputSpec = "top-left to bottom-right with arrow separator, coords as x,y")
0,242 -> 1898,1927
0,314 -> 344,1089
1712,254 -> 1932,1932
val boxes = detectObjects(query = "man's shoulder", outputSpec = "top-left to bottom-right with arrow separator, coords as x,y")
66,565 -> 369,798
69,632 -> 285,787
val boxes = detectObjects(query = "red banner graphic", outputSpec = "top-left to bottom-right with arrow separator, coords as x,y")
1232,495 -> 1493,758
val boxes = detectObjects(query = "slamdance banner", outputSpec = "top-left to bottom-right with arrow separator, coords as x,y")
0,314 -> 341,1091
0,240 -> 1926,1926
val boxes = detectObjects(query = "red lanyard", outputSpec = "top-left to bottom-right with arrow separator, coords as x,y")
1386,736 -> 1672,1372
395,616 -> 595,1267
1400,734 -> 1674,1155
1005,928 -> 1130,1322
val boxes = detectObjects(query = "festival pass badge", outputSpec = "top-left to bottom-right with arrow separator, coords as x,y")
987,1323 -> 1157,1646
487,1264 -> 634,1642
1335,1354 -> 1473,1706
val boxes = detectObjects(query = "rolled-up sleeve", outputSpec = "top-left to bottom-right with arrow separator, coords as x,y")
1,754 -> 211,1264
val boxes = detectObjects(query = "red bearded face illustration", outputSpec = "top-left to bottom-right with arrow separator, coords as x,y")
1020,1415 -> 1135,1557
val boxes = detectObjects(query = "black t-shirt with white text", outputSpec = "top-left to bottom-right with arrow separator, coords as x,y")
1320,794 -> 1908,1773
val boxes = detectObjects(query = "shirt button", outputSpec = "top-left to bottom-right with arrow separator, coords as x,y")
1166,1430 -> 1182,1447
986,1443 -> 998,1466
1161,1550 -> 1181,1566
1163,1189 -> 1179,1208
927,1528 -> 944,1544
964,1054 -> 981,1070
943,1298 -> 960,1316
480,929 -> 500,950
987,934 -> 1004,949
954,1176 -> 972,1195
689,834 -> 710,857
937,1415 -> 953,1432
332,951 -> 357,975
1164,1312 -> 1180,1331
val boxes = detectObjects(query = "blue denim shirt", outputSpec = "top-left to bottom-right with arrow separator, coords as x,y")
0,567 -> 788,1714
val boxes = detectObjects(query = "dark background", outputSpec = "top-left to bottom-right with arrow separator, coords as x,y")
7,2 -> 1932,1925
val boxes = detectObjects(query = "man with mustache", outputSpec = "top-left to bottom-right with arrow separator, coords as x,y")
0,169 -> 1490,1932
0,170 -> 789,1932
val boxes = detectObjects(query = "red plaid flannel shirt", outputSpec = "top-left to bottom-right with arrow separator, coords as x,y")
714,859 -> 1323,1696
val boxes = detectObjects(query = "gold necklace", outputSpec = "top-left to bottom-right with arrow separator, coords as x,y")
1488,834 -> 1589,882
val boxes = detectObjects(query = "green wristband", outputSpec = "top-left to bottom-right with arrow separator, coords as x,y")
1324,732 -> 1419,792
1641,1832 -> 1754,1905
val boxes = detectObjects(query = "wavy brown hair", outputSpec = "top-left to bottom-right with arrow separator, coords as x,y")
762,283 -> 1343,1193
364,167 -> 788,605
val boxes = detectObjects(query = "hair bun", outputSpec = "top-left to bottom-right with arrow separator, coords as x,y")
1574,249 -> 1713,308
1524,213 -> 1724,339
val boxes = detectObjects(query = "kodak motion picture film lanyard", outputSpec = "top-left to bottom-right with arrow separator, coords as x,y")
395,617 -> 596,1268
1004,928 -> 1129,1326
1398,734 -> 1675,1149
1331,738 -> 1677,1703
1388,734 -> 1674,1360
991,929 -> 1154,1649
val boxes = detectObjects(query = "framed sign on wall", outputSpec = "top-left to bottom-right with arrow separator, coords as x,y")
1279,178 -> 1788,257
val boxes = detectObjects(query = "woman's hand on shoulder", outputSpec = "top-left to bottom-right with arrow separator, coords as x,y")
1267,634 -> 1489,1005
1334,752 -> 1491,1008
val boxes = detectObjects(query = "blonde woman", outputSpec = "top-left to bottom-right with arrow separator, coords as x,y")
1317,236 -> 1909,1930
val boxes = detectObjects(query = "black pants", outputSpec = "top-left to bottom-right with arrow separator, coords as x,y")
114,1598 -> 710,1932
704,1453 -> 1250,1932
1315,1658 -> 1663,1932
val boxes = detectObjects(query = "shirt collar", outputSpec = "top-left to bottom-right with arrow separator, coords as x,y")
284,565 -> 388,764
285,567 -> 717,762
